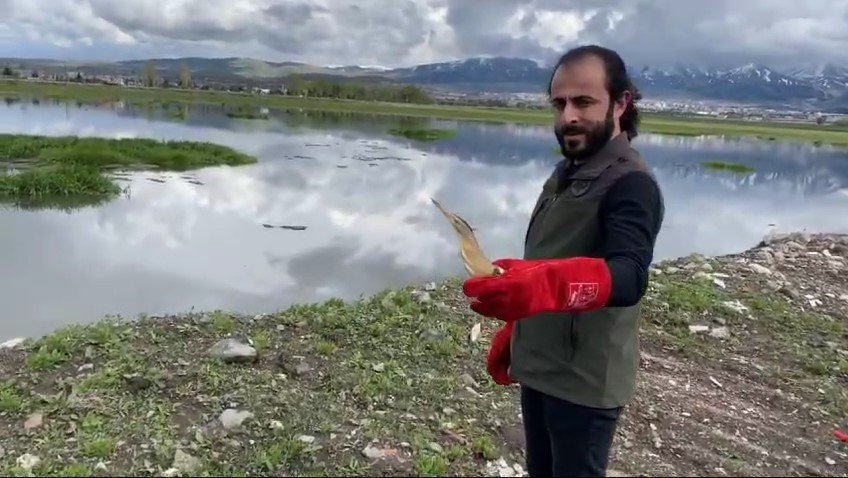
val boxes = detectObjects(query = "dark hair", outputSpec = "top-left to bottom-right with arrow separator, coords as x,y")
547,44 -> 642,140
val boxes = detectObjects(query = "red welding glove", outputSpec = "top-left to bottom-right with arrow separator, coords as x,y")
463,257 -> 612,322
486,321 -> 515,385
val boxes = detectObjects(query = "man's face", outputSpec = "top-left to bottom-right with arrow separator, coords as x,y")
549,55 -> 627,161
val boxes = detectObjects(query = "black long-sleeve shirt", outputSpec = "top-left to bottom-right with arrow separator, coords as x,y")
598,171 -> 665,306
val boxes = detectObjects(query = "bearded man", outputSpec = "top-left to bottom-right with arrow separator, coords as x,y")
462,45 -> 666,477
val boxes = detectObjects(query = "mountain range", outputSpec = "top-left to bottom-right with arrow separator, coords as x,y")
2,56 -> 848,112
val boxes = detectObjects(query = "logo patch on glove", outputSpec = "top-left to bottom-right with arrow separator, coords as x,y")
566,282 -> 599,309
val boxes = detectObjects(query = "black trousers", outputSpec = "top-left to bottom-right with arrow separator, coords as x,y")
520,385 -> 621,477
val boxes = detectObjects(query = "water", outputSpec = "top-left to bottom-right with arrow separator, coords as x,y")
2,99 -> 847,340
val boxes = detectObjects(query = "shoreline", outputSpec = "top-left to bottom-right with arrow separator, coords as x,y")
0,230 -> 831,345
2,231 -> 846,476
3,79 -> 848,147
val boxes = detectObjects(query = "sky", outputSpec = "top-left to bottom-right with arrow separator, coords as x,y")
2,0 -> 848,69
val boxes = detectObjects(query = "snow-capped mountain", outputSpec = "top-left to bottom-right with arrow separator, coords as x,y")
782,63 -> 848,94
386,57 -> 848,111
631,62 -> 824,103
386,57 -> 549,92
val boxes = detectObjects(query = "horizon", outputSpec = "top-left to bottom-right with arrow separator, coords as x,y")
1,53 -> 846,74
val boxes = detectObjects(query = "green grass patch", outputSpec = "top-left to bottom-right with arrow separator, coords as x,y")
387,127 -> 456,142
226,108 -> 269,120
0,133 -> 256,209
701,161 -> 756,174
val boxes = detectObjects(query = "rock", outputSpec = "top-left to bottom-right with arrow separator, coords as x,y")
372,362 -> 385,372
0,446 -> 4,459
689,325 -> 710,334
411,290 -> 432,304
362,444 -> 399,460
94,461 -> 108,472
699,262 -> 714,271
24,413 -> 43,430
749,263 -> 773,275
665,266 -> 680,274
485,457 -> 527,477
470,323 -> 482,343
785,240 -> 805,251
162,468 -> 180,477
459,373 -> 478,387
0,337 -> 25,349
208,339 -> 257,363
756,251 -> 774,263
709,327 -> 730,339
424,282 -> 437,291
297,435 -> 316,444
832,244 -> 848,256
780,286 -> 802,301
172,449 -> 201,474
825,456 -> 836,466
427,442 -> 443,453
15,453 -> 40,471
219,409 -> 253,430
294,361 -> 313,376
721,300 -> 749,314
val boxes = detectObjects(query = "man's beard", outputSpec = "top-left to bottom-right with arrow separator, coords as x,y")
555,106 -> 615,161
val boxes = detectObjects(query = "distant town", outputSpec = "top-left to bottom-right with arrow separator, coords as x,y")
3,66 -> 846,126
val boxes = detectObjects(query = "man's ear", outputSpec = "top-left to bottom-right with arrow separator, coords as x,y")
616,90 -> 632,117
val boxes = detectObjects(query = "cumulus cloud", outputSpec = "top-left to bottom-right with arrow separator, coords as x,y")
2,0 -> 847,68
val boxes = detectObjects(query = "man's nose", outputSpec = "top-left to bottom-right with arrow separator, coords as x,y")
559,103 -> 580,124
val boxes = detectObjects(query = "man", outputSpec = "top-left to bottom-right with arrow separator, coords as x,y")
462,45 -> 665,477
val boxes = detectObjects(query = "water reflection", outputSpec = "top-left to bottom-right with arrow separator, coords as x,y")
1,102 -> 847,339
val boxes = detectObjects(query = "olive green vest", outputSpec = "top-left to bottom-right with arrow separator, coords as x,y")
509,132 -> 657,409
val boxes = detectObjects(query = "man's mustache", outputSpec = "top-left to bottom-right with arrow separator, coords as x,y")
557,125 -> 587,136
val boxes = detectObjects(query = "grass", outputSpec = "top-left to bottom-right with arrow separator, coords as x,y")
387,128 -> 457,142
701,161 -> 756,174
3,80 -> 848,147
0,133 -> 256,208
0,281 -> 525,476
2,233 -> 846,476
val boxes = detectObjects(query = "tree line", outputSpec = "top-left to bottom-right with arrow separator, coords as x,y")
283,75 -> 433,104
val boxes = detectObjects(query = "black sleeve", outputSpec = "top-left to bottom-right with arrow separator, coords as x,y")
599,171 -> 664,307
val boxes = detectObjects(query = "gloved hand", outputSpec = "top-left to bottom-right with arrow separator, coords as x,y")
463,257 -> 612,322
487,321 -> 514,385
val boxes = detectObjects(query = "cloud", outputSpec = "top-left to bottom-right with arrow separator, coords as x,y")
2,0 -> 848,68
